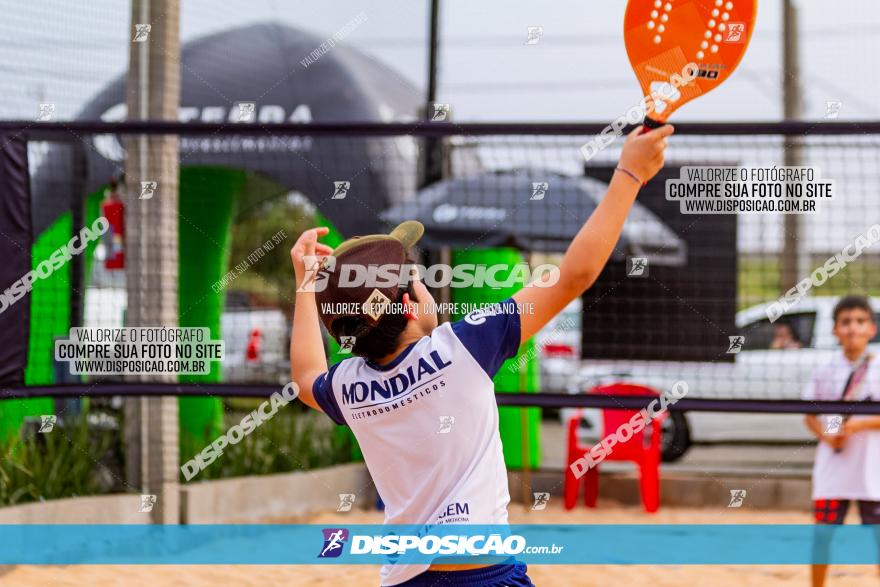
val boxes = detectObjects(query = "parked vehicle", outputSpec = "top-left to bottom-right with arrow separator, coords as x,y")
221,308 -> 289,384
83,287 -> 290,384
564,297 -> 880,461
536,299 -> 582,393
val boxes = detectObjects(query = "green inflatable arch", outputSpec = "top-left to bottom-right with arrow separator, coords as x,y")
5,175 -> 540,473
5,168 -> 305,449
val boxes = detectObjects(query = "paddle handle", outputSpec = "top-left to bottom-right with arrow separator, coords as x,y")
634,117 -> 667,185
639,116 -> 666,187
640,117 -> 665,134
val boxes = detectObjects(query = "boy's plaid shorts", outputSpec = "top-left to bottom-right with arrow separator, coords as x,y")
814,499 -> 880,524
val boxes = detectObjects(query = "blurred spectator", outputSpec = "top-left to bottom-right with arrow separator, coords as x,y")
771,321 -> 802,349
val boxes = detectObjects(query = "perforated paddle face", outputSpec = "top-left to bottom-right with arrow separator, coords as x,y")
624,0 -> 757,123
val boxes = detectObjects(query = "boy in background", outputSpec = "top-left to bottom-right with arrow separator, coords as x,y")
803,295 -> 880,587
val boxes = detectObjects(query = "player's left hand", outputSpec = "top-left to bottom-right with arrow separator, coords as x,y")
618,124 -> 675,183
291,227 -> 334,287
824,431 -> 849,451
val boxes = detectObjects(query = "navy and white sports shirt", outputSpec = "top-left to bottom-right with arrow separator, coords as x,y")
312,298 -> 522,586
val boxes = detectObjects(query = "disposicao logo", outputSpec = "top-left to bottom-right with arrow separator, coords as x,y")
318,528 -> 349,558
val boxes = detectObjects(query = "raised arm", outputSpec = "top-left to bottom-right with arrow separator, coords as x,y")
290,227 -> 334,412
513,124 -> 674,345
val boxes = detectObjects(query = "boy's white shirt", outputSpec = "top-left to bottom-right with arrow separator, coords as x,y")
312,299 -> 521,586
802,351 -> 880,501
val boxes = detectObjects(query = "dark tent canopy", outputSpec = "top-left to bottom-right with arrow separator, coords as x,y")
31,22 -> 422,237
383,169 -> 687,265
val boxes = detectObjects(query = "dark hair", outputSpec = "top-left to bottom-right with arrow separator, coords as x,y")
331,285 -> 413,361
833,295 -> 875,324
775,319 -> 801,342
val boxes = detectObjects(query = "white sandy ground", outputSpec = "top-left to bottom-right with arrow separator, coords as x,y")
2,502 -> 878,586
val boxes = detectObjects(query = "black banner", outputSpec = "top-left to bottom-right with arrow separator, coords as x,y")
582,165 -> 737,362
0,133 -> 32,384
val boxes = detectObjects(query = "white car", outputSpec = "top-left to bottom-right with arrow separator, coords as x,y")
221,308 -> 289,384
83,287 -> 290,384
565,296 -> 880,460
536,299 -> 582,392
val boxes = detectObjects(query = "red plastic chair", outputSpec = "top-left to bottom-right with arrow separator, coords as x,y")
564,383 -> 666,513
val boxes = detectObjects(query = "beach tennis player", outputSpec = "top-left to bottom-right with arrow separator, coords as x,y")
289,123 -> 674,586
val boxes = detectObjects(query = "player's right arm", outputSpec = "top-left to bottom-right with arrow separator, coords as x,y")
805,414 -> 833,444
513,124 -> 674,345
290,227 -> 334,412
804,414 -> 823,439
805,415 -> 846,450
802,371 -> 846,450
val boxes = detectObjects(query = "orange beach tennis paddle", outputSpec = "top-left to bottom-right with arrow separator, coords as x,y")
624,0 -> 758,128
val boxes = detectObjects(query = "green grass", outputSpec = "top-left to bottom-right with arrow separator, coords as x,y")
1,405 -> 355,505
0,416 -> 116,507
178,403 -> 354,482
738,255 -> 880,310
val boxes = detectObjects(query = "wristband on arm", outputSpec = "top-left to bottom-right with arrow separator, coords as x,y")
615,166 -> 642,185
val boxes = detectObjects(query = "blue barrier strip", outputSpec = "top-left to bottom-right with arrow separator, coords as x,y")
1,524 -> 878,565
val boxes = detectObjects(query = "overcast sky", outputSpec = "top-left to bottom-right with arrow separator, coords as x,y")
1,0 -> 878,122
2,0 -> 877,255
